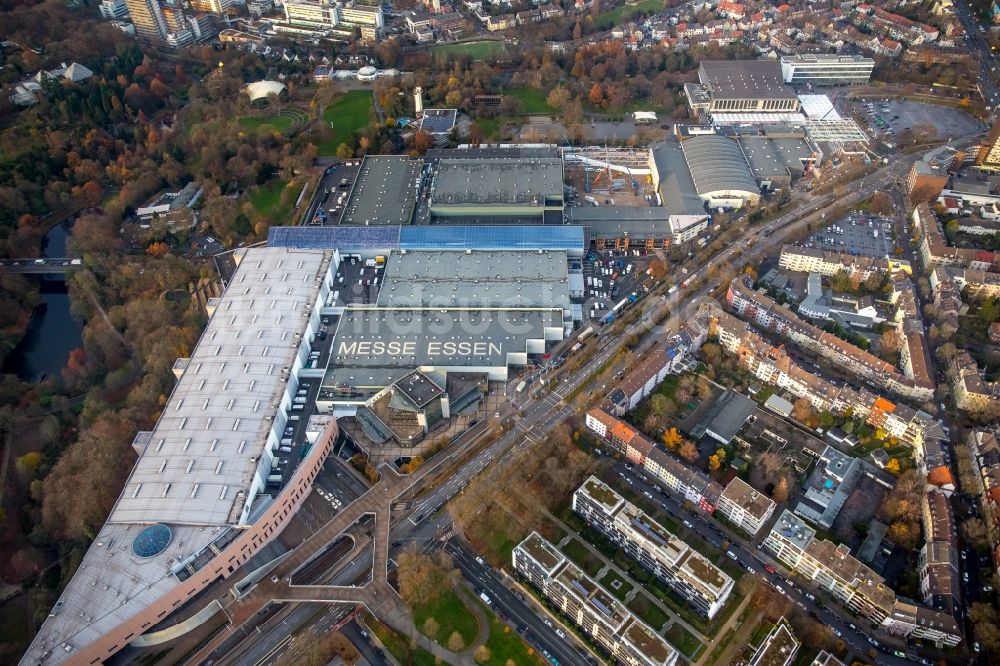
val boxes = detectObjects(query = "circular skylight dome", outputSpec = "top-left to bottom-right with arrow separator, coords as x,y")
132,524 -> 172,558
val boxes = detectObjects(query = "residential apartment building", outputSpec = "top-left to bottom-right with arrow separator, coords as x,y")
914,203 -> 1000,272
976,121 -> 1000,172
585,407 -> 723,512
950,350 -> 1000,415
283,0 -> 383,32
512,532 -> 678,666
573,477 -> 734,618
123,0 -> 170,42
715,476 -> 776,536
778,245 -> 901,279
711,304 -> 946,451
765,510 -> 962,646
726,277 -> 934,402
779,54 -> 874,86
919,489 -> 960,616
748,620 -> 800,666
99,0 -> 130,20
811,652 -> 847,666
794,445 -> 862,529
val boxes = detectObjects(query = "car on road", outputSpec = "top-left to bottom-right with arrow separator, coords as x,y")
683,520 -> 693,529
764,564 -> 777,574
543,618 -> 553,628
556,629 -> 566,639
475,556 -> 484,565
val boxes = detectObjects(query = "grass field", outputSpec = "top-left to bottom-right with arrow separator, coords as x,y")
413,587 -> 480,648
561,539 -> 604,577
238,114 -> 294,132
368,616 -> 440,666
626,595 -> 670,630
480,617 -> 546,665
432,40 -> 505,59
599,569 -> 634,601
506,87 -> 555,114
319,91 -> 374,154
593,0 -> 662,30
249,179 -> 289,220
665,622 -> 703,658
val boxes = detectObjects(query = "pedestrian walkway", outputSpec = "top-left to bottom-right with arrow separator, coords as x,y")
694,591 -> 755,666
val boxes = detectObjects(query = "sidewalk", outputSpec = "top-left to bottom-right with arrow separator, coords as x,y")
693,591 -> 756,666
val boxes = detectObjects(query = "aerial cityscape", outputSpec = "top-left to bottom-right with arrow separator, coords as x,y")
3,0 -> 1000,663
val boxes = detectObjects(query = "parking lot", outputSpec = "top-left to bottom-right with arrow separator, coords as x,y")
854,98 -> 983,144
580,249 -> 650,321
331,256 -> 385,305
804,211 -> 894,258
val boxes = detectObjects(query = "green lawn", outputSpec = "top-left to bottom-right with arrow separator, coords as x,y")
413,587 -> 480,648
506,87 -> 555,114
319,90 -> 374,154
474,117 -> 503,140
626,595 -> 670,630
480,617 -> 546,665
249,179 -> 289,220
238,114 -> 294,133
600,569 -> 634,601
368,616 -> 441,666
432,40 -> 505,59
593,0 -> 662,30
560,539 -> 604,577
664,622 -> 702,658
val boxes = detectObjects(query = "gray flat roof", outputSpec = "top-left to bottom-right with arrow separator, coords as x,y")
570,206 -> 674,238
680,135 -> 759,196
699,60 -> 798,100
322,307 -> 562,389
419,108 -> 458,134
341,155 -> 421,226
694,390 -> 756,443
377,250 -> 570,309
650,138 -> 711,215
739,136 -> 816,180
24,247 -> 332,664
430,157 -> 563,205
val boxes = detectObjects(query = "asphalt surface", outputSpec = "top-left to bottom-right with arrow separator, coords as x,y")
444,539 -> 595,666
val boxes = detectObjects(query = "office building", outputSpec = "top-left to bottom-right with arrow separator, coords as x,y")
794,445 -> 863,529
189,0 -> 232,13
976,122 -> 1000,172
513,532 -> 678,666
779,54 -> 875,86
715,477 -> 776,536
573,477 -> 734,618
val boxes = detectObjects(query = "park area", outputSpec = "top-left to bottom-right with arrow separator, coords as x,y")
506,87 -> 555,114
248,178 -> 291,223
431,40 -> 506,59
593,0 -> 662,29
237,108 -> 309,135
319,90 -> 374,154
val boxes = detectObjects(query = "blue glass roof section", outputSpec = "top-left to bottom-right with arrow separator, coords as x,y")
267,226 -> 401,250
132,524 -> 172,558
400,225 -> 584,251
268,225 -> 585,252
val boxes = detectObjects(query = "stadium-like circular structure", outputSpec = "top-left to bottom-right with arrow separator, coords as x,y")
245,80 -> 287,103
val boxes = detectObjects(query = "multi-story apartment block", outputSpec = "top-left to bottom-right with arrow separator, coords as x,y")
976,121 -> 1000,172
512,532 -> 678,666
726,277 -> 934,402
811,652 -> 847,666
765,511 -> 962,646
915,203 -> 1000,272
715,476 -> 776,536
99,0 -> 130,20
573,477 -> 733,618
748,620 -> 800,666
123,0 -> 170,42
778,245 -> 902,279
951,350 -> 1000,414
710,303 -> 947,451
283,0 -> 383,32
585,408 -> 723,512
919,489 -> 960,616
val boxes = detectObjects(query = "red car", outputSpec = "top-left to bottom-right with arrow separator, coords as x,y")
764,564 -> 777,575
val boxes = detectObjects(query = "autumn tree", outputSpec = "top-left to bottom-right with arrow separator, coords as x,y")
588,82 -> 605,107
962,517 -> 990,549
663,427 -> 683,450
447,631 -> 465,652
792,397 -> 817,427
397,547 -> 456,608
678,441 -> 698,462
772,476 -> 790,503
708,454 -> 722,471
